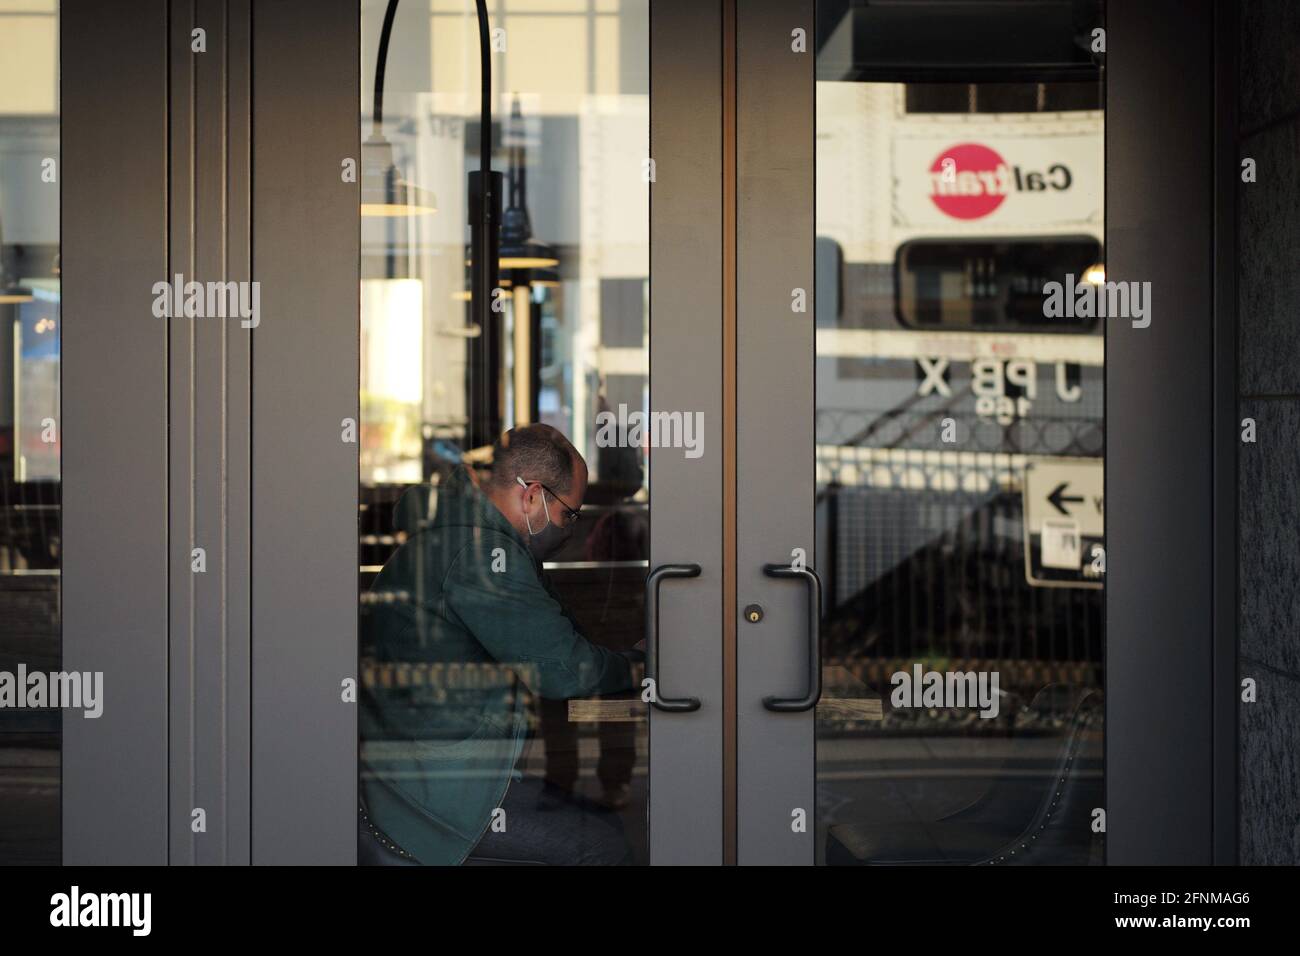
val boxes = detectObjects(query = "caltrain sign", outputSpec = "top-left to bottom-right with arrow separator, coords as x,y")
894,133 -> 1102,231
927,142 -> 1074,219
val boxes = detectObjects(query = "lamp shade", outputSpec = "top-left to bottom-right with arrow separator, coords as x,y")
498,239 -> 559,270
497,180 -> 557,267
361,136 -> 437,217
530,268 -> 560,289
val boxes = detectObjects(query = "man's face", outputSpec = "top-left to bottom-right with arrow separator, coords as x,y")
509,456 -> 585,561
542,458 -> 587,529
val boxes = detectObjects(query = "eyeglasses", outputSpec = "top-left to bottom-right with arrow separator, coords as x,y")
519,478 -> 581,526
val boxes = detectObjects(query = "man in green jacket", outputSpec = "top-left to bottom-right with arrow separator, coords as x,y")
359,424 -> 637,865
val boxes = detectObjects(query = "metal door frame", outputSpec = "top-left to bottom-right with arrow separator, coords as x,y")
649,0 -> 727,865
735,0 -> 816,866
63,0 -> 1236,869
62,0 -> 727,865
731,0 -> 1234,865
62,0 -> 358,864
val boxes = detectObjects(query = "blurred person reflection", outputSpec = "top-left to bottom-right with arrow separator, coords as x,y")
536,422 -> 647,813
359,425 -> 638,865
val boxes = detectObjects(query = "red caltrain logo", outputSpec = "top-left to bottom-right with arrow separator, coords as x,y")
928,142 -> 1073,220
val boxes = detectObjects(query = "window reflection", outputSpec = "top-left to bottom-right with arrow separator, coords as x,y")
0,0 -> 60,865
814,35 -> 1105,862
358,0 -> 650,865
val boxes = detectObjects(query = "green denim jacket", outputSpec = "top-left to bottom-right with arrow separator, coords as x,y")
359,466 -> 634,865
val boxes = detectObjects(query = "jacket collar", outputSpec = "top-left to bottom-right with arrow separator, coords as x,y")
435,465 -> 528,549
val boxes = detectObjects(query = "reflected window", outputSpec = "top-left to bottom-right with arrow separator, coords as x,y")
814,1 -> 1105,865
0,0 -> 61,865
357,0 -> 650,866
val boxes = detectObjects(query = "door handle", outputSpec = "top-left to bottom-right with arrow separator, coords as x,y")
645,563 -> 702,712
761,563 -> 823,712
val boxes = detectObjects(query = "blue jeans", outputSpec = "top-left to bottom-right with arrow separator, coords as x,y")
468,776 -> 631,866
359,775 -> 631,866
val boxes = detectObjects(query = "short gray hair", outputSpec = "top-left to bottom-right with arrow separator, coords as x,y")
489,424 -> 580,493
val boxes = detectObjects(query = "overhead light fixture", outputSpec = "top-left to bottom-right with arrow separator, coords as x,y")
1082,263 -> 1105,285
362,0 -> 436,218
362,136 -> 438,217
463,97 -> 559,275
498,97 -> 558,270
499,245 -> 559,270
531,269 -> 560,289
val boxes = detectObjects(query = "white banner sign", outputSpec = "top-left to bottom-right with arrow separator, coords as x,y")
893,133 -> 1103,232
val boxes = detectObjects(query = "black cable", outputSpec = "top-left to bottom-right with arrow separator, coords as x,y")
373,0 -> 400,136
476,0 -> 491,168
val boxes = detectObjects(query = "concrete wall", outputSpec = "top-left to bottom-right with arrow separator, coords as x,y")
1238,0 -> 1300,866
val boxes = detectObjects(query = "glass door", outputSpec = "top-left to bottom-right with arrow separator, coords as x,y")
737,0 -> 1106,865
355,0 -> 723,865
0,0 -> 60,866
